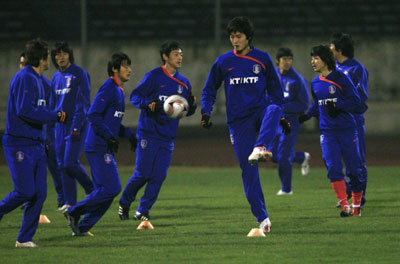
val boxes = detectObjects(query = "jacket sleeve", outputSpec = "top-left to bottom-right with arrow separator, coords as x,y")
201,59 -> 223,116
284,76 -> 310,114
16,75 -> 58,124
306,89 -> 320,118
265,54 -> 284,108
336,75 -> 362,114
87,86 -> 114,140
130,72 -> 158,110
71,70 -> 91,132
119,124 -> 134,139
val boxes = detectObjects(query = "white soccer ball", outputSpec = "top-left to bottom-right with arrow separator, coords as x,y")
163,95 -> 189,119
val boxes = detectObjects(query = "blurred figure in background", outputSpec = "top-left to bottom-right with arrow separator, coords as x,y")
65,52 -> 137,236
268,47 -> 311,196
0,38 -> 67,247
51,41 -> 94,213
20,52 -> 64,209
330,33 -> 369,208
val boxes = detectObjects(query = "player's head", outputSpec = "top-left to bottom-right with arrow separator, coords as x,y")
227,16 -> 254,44
25,38 -> 49,69
20,52 -> 26,69
276,47 -> 293,73
51,41 -> 74,70
107,52 -> 132,83
160,40 -> 183,69
310,45 -> 335,72
330,32 -> 354,59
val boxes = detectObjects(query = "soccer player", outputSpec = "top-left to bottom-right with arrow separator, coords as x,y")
118,41 -> 197,221
51,41 -> 94,212
0,38 -> 67,248
65,52 -> 137,236
201,16 -> 285,233
309,45 -> 364,217
330,33 -> 369,206
20,52 -> 65,208
269,47 -> 311,196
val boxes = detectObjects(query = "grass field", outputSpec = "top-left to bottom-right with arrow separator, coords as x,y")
0,165 -> 399,263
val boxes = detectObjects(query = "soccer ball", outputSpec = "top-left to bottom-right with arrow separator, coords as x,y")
163,95 -> 189,119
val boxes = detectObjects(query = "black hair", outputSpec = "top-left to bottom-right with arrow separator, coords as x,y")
25,38 -> 49,67
51,41 -> 75,69
160,40 -> 181,64
276,47 -> 293,63
107,52 -> 131,77
227,16 -> 254,44
331,32 -> 354,58
310,45 -> 336,71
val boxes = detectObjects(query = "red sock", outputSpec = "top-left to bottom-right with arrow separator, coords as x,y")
331,180 -> 350,209
352,191 -> 363,207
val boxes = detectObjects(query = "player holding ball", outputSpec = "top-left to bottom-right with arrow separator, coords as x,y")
118,41 -> 196,221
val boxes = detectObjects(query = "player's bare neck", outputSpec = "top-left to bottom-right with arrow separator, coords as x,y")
237,45 -> 252,56
321,69 -> 332,77
337,55 -> 349,64
59,63 -> 72,72
32,65 -> 43,75
164,63 -> 177,76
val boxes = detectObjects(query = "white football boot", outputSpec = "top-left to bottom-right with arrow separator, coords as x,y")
301,152 -> 311,176
276,189 -> 293,195
15,241 -> 38,248
248,146 -> 272,165
259,217 -> 271,233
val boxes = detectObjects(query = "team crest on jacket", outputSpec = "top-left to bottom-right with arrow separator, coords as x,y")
16,151 -> 24,162
253,64 -> 261,74
140,139 -> 147,149
230,134 -> 235,145
104,154 -> 113,164
177,85 -> 183,94
329,85 -> 336,94
320,134 -> 324,144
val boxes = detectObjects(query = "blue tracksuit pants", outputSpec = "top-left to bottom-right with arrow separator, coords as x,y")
120,137 -> 174,215
320,128 -> 364,193
46,133 -> 64,205
269,115 -> 303,192
56,121 -> 94,206
0,144 -> 47,242
228,105 -> 282,222
355,114 -> 368,199
68,151 -> 121,233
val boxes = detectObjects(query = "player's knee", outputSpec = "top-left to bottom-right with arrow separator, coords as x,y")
105,183 -> 122,198
17,189 -> 36,201
266,104 -> 280,115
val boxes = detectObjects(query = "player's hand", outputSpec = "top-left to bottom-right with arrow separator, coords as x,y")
298,114 -> 311,124
148,99 -> 163,113
57,111 -> 67,123
45,144 -> 49,157
201,114 -> 212,129
70,128 -> 81,141
326,100 -> 341,118
129,134 -> 138,152
187,94 -> 197,117
280,118 -> 291,135
107,136 -> 119,154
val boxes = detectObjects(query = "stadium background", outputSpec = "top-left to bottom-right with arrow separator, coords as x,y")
0,0 -> 398,167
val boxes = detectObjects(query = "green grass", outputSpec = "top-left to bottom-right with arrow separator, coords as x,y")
0,165 -> 399,263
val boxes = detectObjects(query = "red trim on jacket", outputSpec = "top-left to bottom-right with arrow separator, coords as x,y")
162,66 -> 188,89
319,75 -> 344,90
111,76 -> 125,94
233,50 -> 266,70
